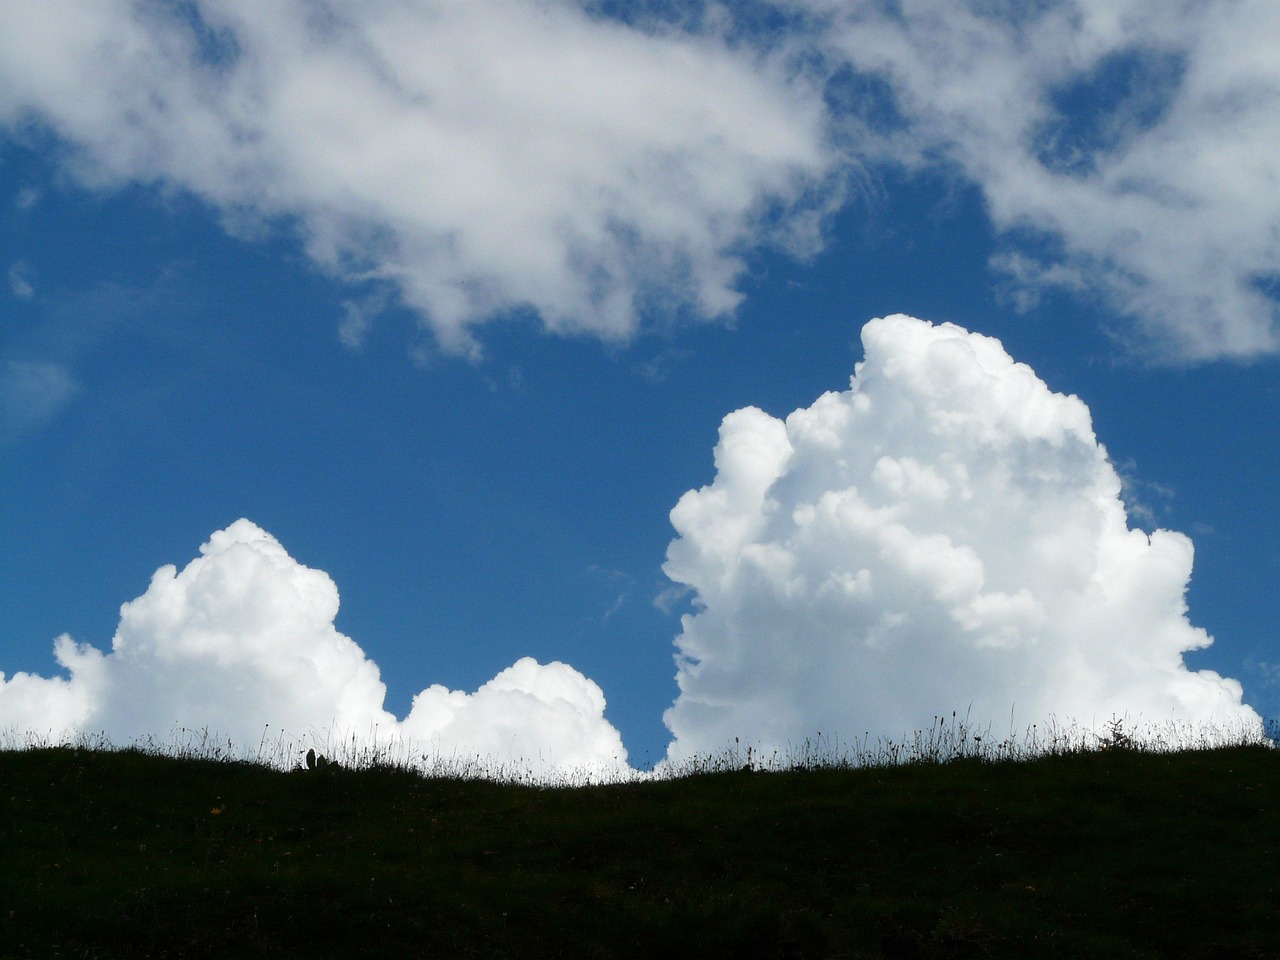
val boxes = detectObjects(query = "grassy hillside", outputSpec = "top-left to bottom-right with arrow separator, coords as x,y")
2,741 -> 1277,959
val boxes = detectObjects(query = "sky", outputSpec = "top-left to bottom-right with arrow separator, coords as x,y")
2,0 -> 1279,773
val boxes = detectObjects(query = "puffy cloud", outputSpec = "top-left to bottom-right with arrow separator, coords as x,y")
0,0 -> 835,352
662,314 -> 1260,762
401,658 -> 629,773
802,0 -> 1280,361
0,519 -> 629,775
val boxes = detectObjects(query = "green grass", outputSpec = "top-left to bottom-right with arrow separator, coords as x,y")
2,727 -> 1278,959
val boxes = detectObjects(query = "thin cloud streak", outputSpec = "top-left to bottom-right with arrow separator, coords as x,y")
0,359 -> 78,442
7,260 -> 33,299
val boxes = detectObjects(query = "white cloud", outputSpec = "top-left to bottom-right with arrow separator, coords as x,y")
661,314 -> 1260,762
4,2 -> 1273,363
803,0 -> 1280,361
0,0 -> 836,353
0,359 -> 78,441
0,519 -> 629,776
3,2 -> 1277,365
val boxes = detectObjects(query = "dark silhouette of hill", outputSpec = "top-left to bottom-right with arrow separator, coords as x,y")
2,741 -> 1277,958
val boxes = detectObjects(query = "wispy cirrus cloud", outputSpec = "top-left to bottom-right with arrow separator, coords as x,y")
7,260 -> 34,299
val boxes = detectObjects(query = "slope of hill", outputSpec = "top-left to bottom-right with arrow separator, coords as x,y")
2,742 -> 1277,958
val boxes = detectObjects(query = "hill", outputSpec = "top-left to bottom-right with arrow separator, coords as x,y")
2,742 -> 1277,958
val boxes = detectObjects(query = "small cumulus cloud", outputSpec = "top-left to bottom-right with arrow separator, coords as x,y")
0,359 -> 77,441
661,314 -> 1260,762
0,520 -> 629,776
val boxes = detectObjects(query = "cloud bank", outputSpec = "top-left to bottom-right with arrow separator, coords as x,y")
662,314 -> 1260,761
0,520 -> 628,775
3,2 -> 1277,362
0,0 -> 834,352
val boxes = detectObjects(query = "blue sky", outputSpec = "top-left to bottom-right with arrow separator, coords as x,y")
2,1 -> 1278,769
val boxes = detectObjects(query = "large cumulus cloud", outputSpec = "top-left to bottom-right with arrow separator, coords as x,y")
662,314 -> 1260,761
0,519 -> 628,775
0,0 -> 834,352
